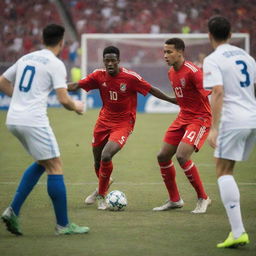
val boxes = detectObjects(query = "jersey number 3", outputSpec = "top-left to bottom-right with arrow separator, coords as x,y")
19,65 -> 36,92
236,60 -> 250,87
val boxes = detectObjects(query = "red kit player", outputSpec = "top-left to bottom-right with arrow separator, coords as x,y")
68,46 -> 176,210
153,38 -> 212,213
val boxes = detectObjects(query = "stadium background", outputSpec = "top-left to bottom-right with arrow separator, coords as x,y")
0,0 -> 255,111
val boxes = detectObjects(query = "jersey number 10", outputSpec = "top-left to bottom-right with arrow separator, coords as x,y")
109,91 -> 118,100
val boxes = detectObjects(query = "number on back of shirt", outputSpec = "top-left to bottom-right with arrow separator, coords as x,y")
236,60 -> 250,87
19,65 -> 36,92
109,91 -> 118,100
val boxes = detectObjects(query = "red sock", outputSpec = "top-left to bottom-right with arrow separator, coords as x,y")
159,160 -> 180,202
98,161 -> 113,196
181,160 -> 207,199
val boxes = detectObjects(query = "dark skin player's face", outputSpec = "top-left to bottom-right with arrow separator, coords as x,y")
103,53 -> 120,76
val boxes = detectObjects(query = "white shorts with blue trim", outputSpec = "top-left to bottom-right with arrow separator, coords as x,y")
7,125 -> 60,161
214,128 -> 256,161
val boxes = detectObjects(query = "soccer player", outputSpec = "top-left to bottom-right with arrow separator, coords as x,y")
68,46 -> 176,210
153,38 -> 211,213
0,24 -> 89,235
203,16 -> 255,248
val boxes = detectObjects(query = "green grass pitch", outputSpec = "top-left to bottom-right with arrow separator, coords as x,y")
0,108 -> 255,256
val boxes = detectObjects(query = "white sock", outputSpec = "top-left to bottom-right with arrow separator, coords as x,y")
218,175 -> 245,238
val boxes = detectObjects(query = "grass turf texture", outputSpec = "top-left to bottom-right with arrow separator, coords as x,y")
0,108 -> 255,256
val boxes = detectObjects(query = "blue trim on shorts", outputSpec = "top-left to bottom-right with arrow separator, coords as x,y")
42,127 -> 56,157
218,125 -> 223,158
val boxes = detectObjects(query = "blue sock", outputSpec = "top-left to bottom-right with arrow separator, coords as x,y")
47,175 -> 69,227
11,162 -> 45,215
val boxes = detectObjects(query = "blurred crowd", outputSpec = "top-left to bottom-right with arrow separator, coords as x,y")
1,0 -> 255,66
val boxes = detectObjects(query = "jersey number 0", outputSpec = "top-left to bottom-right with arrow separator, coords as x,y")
19,65 -> 36,92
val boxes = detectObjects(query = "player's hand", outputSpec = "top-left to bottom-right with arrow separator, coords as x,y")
68,82 -> 79,91
74,100 -> 85,115
207,128 -> 218,148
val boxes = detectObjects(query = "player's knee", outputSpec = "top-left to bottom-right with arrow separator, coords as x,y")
176,154 -> 187,167
39,158 -> 63,174
157,152 -> 169,163
101,152 -> 112,162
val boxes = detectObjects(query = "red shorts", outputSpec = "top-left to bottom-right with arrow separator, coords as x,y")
92,119 -> 134,148
164,117 -> 211,152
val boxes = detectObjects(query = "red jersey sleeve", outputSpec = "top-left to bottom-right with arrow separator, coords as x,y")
78,70 -> 100,92
128,72 -> 152,96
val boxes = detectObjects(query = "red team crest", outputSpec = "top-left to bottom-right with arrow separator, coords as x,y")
120,83 -> 127,92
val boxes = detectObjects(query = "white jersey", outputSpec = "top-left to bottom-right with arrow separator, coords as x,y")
4,49 -> 67,127
203,43 -> 256,130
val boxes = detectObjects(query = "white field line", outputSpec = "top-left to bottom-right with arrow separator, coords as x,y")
0,182 -> 256,186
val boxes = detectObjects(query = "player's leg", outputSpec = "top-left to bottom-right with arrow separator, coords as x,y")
153,143 -> 184,211
1,125 -> 46,235
153,122 -> 184,211
84,144 -> 105,205
96,126 -> 132,210
216,158 -> 248,247
215,129 -> 254,248
96,141 -> 121,210
92,143 -> 115,188
98,141 -> 121,197
177,123 -> 211,213
85,124 -> 115,205
39,157 -> 89,235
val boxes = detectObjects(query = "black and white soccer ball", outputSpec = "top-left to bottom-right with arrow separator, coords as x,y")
106,190 -> 127,211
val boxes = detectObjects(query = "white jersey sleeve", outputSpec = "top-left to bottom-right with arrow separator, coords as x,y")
3,62 -> 17,83
49,60 -> 67,89
203,57 -> 223,89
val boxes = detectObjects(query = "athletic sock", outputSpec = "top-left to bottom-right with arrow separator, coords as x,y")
98,160 -> 113,196
218,175 -> 245,238
159,161 -> 180,202
47,175 -> 68,227
11,162 -> 45,215
181,160 -> 207,199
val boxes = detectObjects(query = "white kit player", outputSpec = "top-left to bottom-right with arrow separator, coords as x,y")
0,24 -> 89,235
203,16 -> 256,248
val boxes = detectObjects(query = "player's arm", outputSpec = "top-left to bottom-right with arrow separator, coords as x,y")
208,85 -> 223,148
0,76 -> 13,97
149,86 -> 177,104
56,88 -> 84,114
67,82 -> 79,91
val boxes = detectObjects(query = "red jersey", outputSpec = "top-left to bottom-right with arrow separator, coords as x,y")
168,61 -> 211,121
79,67 -> 152,123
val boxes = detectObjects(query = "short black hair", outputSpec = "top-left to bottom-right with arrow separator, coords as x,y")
208,16 -> 231,41
165,38 -> 185,51
103,46 -> 120,58
43,24 -> 65,47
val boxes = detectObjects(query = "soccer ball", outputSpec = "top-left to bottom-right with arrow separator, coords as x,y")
106,190 -> 127,211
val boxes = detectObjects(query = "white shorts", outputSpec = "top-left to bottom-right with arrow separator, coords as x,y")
7,125 -> 60,161
214,128 -> 256,161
